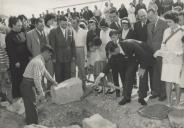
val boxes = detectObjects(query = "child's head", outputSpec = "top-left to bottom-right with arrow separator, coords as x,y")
89,37 -> 102,52
109,30 -> 119,43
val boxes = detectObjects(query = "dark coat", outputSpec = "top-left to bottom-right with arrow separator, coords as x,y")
133,20 -> 149,42
118,8 -> 128,19
86,28 -> 100,51
49,27 -> 76,63
103,40 -> 148,74
6,30 -> 30,69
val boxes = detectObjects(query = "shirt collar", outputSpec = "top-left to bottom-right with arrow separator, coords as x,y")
39,55 -> 45,65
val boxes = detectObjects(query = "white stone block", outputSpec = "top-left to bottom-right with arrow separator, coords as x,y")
62,125 -> 81,128
24,124 -> 48,128
51,78 -> 83,105
82,114 -> 117,128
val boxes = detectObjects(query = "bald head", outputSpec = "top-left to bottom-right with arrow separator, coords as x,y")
138,9 -> 147,22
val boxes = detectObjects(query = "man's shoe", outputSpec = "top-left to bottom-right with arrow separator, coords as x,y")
149,95 -> 158,99
158,96 -> 166,101
138,98 -> 147,105
118,98 -> 131,105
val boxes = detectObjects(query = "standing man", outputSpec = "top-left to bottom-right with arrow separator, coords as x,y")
27,18 -> 49,58
147,8 -> 167,101
109,8 -> 121,34
71,17 -> 87,90
20,45 -> 57,125
134,9 -> 152,105
49,16 -> 76,83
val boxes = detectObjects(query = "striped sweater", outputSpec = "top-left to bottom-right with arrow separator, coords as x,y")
0,47 -> 9,71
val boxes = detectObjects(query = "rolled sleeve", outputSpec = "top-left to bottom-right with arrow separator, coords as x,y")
33,64 -> 44,95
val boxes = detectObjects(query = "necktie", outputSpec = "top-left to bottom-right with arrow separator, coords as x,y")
151,23 -> 155,34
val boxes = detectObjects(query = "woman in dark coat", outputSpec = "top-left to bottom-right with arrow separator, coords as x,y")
118,4 -> 128,19
6,16 -> 30,98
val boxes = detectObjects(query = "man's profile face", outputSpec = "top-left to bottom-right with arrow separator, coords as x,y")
109,12 -> 118,22
110,34 -> 118,43
45,51 -> 52,62
139,12 -> 147,22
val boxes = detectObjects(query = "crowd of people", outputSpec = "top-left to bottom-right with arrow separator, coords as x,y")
0,0 -> 184,125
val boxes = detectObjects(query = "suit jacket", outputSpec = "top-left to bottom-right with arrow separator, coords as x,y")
103,40 -> 147,74
27,29 -> 49,57
49,27 -> 76,63
134,20 -> 149,42
146,18 -> 168,53
120,28 -> 135,40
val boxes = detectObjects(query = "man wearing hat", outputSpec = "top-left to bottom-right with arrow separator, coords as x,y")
20,44 -> 57,125
49,16 -> 76,83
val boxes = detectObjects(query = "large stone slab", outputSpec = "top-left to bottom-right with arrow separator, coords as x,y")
24,124 -> 48,128
82,114 -> 117,128
62,125 -> 81,128
168,109 -> 184,128
51,78 -> 83,105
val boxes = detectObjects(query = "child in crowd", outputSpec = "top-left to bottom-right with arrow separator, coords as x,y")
0,25 -> 12,103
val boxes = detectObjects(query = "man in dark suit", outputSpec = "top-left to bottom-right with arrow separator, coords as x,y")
134,9 -> 151,105
95,31 -> 148,105
147,8 -> 168,101
109,8 -> 121,33
49,16 -> 76,83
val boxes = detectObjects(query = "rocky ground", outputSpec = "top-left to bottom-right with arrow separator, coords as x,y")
0,87 -> 184,128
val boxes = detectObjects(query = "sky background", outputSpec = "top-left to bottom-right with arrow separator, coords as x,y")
0,0 -> 181,18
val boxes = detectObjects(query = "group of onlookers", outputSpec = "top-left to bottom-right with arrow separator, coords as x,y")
0,0 -> 184,125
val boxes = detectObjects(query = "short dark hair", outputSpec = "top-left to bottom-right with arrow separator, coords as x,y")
164,10 -> 179,23
17,14 -> 27,21
44,13 -> 55,25
8,16 -> 19,28
41,44 -> 54,54
109,30 -> 119,37
105,41 -> 118,53
99,18 -> 109,28
35,18 -> 44,25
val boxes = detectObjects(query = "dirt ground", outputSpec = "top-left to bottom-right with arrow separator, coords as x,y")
0,88 -> 184,128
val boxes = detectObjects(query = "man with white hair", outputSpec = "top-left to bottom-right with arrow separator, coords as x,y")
133,9 -> 152,105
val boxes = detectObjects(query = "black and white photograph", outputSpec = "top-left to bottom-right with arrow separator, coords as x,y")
1,0 -> 184,127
